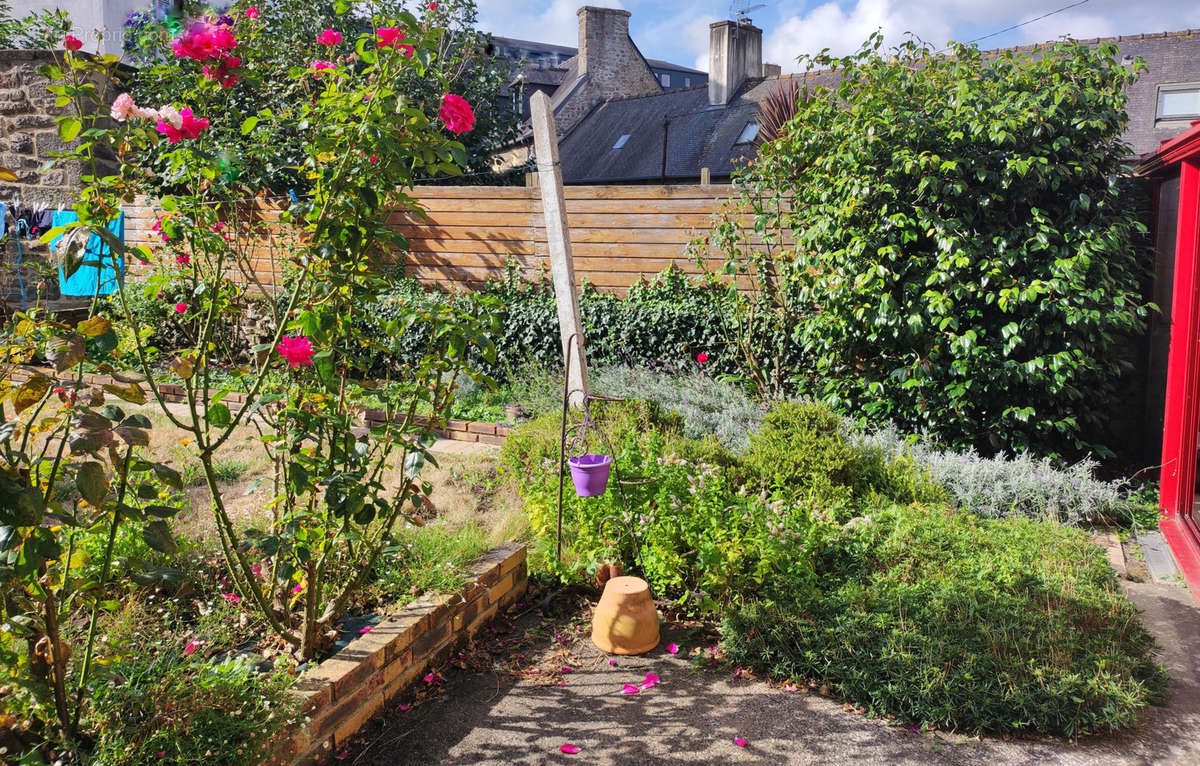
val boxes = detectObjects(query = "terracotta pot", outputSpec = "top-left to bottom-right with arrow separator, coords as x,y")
594,561 -> 624,588
591,576 -> 659,655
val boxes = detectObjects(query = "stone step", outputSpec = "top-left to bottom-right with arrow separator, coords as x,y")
1136,529 -> 1184,585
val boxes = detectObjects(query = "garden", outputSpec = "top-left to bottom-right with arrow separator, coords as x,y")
0,3 -> 1181,765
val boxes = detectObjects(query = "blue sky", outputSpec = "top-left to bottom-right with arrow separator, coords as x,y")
476,0 -> 1200,73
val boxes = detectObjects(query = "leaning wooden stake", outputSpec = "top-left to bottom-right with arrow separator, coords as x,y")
530,90 -> 589,408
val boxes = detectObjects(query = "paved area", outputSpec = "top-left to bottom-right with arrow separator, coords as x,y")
343,580 -> 1200,766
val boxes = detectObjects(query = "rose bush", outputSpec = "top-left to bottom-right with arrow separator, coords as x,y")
5,1 -> 497,756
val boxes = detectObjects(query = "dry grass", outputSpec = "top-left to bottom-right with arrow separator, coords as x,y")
124,402 -> 525,545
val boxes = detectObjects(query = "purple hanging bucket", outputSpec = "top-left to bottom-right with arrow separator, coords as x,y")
568,454 -> 612,497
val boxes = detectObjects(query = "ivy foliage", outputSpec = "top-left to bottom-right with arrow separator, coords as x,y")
708,34 -> 1152,456
366,265 -> 736,379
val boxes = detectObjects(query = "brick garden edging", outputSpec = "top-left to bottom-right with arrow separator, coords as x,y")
269,543 -> 528,765
6,366 -> 512,445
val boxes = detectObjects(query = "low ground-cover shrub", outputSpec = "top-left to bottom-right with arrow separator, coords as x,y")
723,504 -> 1168,737
509,398 -> 1167,737
505,400 -> 931,607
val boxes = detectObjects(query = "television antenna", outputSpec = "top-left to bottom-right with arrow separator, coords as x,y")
731,1 -> 766,23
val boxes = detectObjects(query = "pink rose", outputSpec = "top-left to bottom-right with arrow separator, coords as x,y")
245,6 -> 259,19
316,28 -> 343,46
63,35 -> 83,51
110,92 -> 138,122
376,26 -> 413,56
438,93 -> 475,135
276,334 -> 315,368
696,352 -> 708,364
174,302 -> 188,314
156,107 -> 209,143
311,60 -> 336,76
202,54 -> 241,87
427,2 -> 438,9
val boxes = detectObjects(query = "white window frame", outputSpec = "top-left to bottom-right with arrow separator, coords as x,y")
1157,83 -> 1200,121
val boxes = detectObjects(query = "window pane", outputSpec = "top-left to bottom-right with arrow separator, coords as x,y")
1160,88 -> 1200,118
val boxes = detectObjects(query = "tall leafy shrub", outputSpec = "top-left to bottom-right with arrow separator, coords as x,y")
704,34 -> 1151,456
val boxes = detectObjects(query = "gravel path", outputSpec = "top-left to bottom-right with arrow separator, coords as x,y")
342,580 -> 1200,766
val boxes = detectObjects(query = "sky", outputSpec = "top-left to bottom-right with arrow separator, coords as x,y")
475,0 -> 1200,74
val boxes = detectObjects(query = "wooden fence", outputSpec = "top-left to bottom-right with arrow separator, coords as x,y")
123,184 -> 742,294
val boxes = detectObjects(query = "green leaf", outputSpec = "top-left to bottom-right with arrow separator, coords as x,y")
142,520 -> 177,555
241,116 -> 260,135
206,403 -> 232,428
58,116 -> 82,142
152,463 -> 183,491
76,462 -> 109,506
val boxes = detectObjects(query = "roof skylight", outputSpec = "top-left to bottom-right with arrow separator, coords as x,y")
613,134 -> 631,149
735,122 -> 759,144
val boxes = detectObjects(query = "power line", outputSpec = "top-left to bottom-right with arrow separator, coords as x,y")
963,0 -> 1093,47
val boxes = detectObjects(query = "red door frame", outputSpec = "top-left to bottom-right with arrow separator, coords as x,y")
1148,121 -> 1200,601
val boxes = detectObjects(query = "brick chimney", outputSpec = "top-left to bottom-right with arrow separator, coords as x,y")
708,19 -> 763,106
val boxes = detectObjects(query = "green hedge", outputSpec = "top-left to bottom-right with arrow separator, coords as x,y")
364,266 -> 737,381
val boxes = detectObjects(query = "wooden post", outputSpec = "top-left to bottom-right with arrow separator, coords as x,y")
700,166 -> 710,185
530,90 -> 589,408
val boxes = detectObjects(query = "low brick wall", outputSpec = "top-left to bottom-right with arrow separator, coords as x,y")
365,409 -> 511,445
271,543 -> 528,765
6,366 -> 511,445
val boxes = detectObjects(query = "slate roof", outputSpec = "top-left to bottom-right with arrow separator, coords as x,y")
554,28 -> 1200,183
556,72 -> 839,183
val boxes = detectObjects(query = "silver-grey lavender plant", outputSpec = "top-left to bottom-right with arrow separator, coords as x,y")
853,425 -> 1140,526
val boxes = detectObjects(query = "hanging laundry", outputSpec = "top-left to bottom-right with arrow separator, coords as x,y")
49,210 -> 126,297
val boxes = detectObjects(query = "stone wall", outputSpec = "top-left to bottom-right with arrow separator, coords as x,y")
0,49 -> 106,305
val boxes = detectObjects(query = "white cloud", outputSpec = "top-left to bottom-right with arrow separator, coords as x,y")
761,0 -> 1200,74
763,0 -> 953,73
476,0 -> 625,46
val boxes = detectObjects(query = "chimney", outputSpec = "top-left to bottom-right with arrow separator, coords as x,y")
577,6 -> 637,96
763,62 -> 782,77
708,19 -> 763,106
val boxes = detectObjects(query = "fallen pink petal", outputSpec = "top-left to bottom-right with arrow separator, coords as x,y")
608,659 -> 617,666
560,666 -> 573,674
621,683 -> 639,695
560,744 -> 580,754
734,737 -> 748,747
666,642 -> 679,655
358,625 -> 374,634
398,703 -> 411,711
640,672 -> 660,690
183,639 -> 198,656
